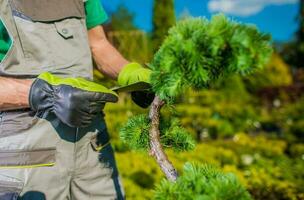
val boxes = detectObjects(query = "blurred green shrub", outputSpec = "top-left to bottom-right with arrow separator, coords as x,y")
270,97 -> 304,142
245,168 -> 300,200
172,76 -> 258,139
154,163 -> 252,200
289,143 -> 304,158
244,53 -> 293,92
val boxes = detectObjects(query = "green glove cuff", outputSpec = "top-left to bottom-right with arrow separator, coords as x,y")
118,62 -> 151,86
39,72 -> 118,97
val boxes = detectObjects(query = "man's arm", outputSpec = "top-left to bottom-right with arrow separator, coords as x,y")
88,25 -> 129,79
0,26 -> 133,111
0,77 -> 32,111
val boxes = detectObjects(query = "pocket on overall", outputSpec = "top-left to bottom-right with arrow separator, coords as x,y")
8,0 -> 88,71
0,148 -> 56,168
0,111 -> 56,168
0,174 -> 23,200
89,116 -> 110,152
0,110 -> 38,138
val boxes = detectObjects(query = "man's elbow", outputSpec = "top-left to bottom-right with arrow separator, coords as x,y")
89,38 -> 109,57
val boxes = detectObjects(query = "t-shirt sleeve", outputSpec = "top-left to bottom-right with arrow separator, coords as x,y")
85,0 -> 109,30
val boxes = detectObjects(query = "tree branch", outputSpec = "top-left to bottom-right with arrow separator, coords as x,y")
149,96 -> 178,182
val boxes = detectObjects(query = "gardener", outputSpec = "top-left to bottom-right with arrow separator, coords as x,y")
0,0 -> 152,199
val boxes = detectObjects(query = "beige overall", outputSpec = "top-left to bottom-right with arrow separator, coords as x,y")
0,0 -> 124,199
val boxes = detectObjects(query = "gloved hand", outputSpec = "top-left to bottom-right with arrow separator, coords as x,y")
29,72 -> 118,127
118,62 -> 155,108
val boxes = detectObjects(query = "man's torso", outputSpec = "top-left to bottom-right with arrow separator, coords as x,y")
0,0 -> 108,79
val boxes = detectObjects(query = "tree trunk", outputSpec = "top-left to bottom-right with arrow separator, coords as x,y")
148,96 -> 178,182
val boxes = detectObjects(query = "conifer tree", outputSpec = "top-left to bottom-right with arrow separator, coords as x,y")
281,0 -> 304,69
299,0 -> 304,43
120,14 -> 272,198
297,0 -> 304,68
111,5 -> 137,31
152,0 -> 176,52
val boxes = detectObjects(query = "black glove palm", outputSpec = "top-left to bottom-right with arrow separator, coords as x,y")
131,91 -> 155,108
29,72 -> 118,127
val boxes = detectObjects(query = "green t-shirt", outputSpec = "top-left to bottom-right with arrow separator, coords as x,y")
0,0 -> 108,61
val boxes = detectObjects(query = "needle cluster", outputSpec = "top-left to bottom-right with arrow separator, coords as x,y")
150,14 -> 273,102
119,115 -> 195,151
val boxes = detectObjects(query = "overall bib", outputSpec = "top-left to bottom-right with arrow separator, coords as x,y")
0,0 -> 124,199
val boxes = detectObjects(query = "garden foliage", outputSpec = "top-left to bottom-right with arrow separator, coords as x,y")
118,14 -> 274,199
103,81 -> 304,199
113,133 -> 304,200
154,163 -> 252,200
102,9 -> 303,200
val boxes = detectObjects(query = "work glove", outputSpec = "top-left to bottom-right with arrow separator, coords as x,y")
29,72 -> 118,127
117,62 -> 155,108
